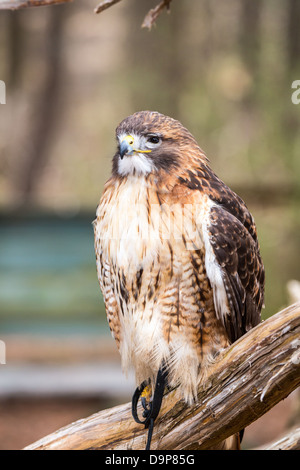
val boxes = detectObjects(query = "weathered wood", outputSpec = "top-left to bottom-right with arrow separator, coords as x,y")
24,302 -> 300,450
0,0 -> 72,9
258,427 -> 300,451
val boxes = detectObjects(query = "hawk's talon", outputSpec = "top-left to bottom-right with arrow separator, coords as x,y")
141,397 -> 151,415
131,363 -> 168,450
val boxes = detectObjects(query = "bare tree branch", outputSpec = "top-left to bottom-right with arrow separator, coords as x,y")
94,0 -> 174,30
142,0 -> 174,30
258,427 -> 300,450
0,0 -> 72,9
13,5 -> 67,202
94,0 -> 122,15
0,0 -> 174,30
24,302 -> 300,450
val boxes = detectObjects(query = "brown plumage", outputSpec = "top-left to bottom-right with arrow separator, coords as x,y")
94,111 -> 265,449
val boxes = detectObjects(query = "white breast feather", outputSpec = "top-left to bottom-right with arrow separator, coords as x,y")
96,185 -> 230,402
118,153 -> 154,176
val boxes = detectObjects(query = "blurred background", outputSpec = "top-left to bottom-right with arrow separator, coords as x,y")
0,0 -> 299,450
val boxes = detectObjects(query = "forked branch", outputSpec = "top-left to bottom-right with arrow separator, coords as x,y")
94,0 -> 174,29
0,0 -> 174,30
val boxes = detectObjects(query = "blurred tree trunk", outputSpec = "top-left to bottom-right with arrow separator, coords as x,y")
287,0 -> 300,74
7,12 -> 23,90
160,0 -> 185,118
238,0 -> 262,115
128,0 -> 185,119
239,0 -> 262,74
16,5 -> 67,204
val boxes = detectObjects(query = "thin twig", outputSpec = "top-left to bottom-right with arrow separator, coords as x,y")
94,0 -> 174,30
94,0 -> 122,15
142,0 -> 174,30
0,0 -> 72,9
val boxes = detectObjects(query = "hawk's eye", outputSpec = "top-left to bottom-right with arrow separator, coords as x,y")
147,135 -> 160,145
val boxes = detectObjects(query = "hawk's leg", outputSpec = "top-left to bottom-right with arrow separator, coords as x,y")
131,363 -> 168,450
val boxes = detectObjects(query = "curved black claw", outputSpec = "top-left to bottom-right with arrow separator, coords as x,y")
131,364 -> 168,450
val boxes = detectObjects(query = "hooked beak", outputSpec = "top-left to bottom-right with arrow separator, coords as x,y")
119,135 -> 134,159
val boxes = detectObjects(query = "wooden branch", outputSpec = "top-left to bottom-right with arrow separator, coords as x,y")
94,0 -> 174,30
258,427 -> 300,451
24,302 -> 300,450
0,0 -> 72,9
0,0 -> 174,27
142,0 -> 174,30
94,0 -> 122,15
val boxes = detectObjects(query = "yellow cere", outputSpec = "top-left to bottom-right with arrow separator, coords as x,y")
123,135 -> 134,146
122,135 -> 152,153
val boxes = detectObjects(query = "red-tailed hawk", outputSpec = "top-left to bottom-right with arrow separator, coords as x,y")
94,111 -> 265,449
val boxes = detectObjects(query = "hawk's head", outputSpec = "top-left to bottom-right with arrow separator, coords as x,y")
113,111 -> 206,177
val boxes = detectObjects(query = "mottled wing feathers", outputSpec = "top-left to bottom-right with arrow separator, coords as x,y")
208,205 -> 264,342
178,162 -> 265,343
179,165 -> 258,244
